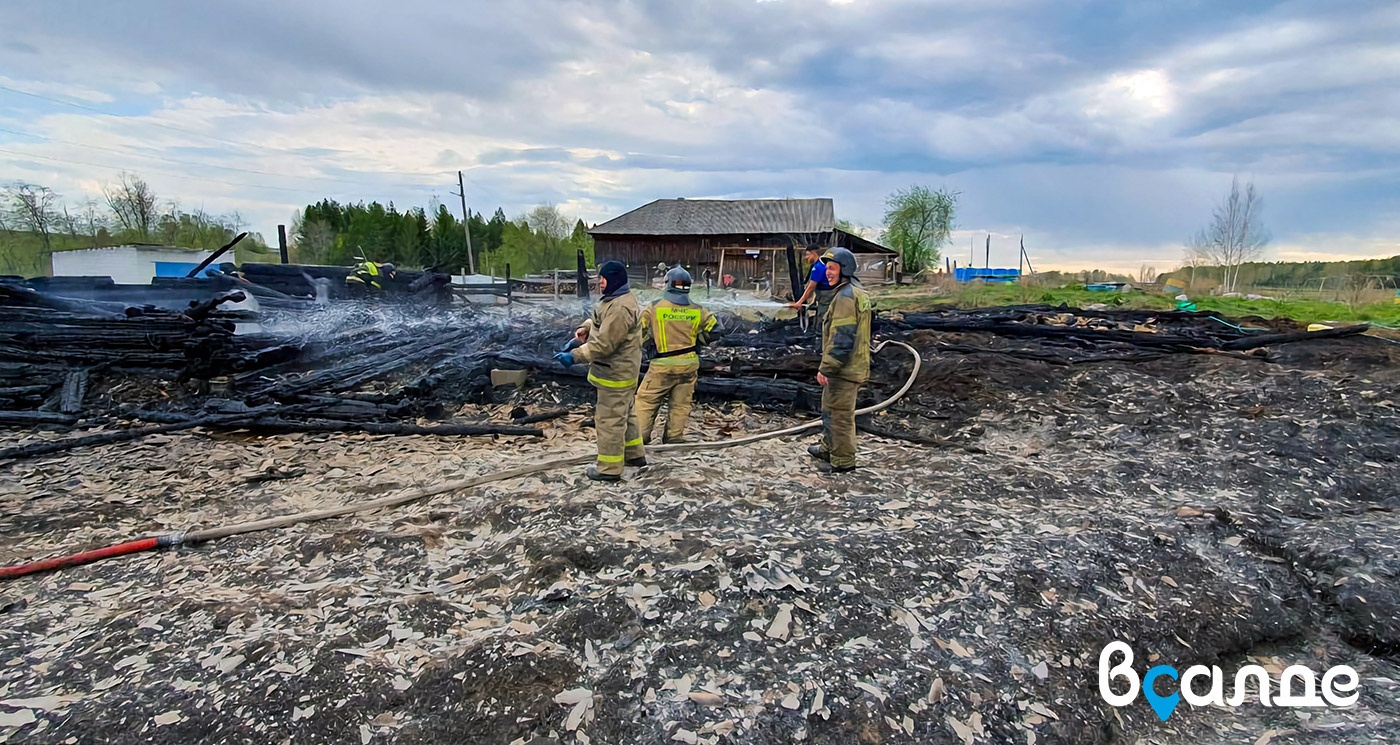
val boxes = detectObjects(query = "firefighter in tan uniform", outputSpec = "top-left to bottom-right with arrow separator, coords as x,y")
634,267 -> 719,444
554,261 -> 647,482
806,248 -> 872,472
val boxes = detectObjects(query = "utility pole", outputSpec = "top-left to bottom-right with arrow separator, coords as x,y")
456,171 -> 476,275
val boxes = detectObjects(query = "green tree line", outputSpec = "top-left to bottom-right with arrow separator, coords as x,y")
1162,255 -> 1400,291
293,200 -> 595,276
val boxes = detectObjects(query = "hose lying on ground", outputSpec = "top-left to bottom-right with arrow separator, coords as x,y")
0,341 -> 920,581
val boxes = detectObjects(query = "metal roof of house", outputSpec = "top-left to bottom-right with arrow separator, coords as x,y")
589,198 -> 835,235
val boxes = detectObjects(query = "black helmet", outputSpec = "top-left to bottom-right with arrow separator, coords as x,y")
665,265 -> 692,294
821,248 -> 857,281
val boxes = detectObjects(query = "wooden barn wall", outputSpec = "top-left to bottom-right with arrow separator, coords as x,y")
592,233 -> 832,290
592,236 -> 713,273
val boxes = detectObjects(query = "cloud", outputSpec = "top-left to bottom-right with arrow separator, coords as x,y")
0,0 -> 1395,268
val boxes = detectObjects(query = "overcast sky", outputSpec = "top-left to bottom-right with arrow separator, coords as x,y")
1,0 -> 1396,272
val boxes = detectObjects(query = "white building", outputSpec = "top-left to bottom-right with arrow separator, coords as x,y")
50,245 -> 225,284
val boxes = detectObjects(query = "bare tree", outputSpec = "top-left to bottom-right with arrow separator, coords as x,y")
525,203 -> 571,241
59,205 -> 79,240
1339,274 -> 1383,310
80,199 -> 107,247
1138,264 -> 1158,284
1180,247 -> 1205,291
104,172 -> 159,239
1187,176 -> 1270,294
0,209 -> 17,272
6,182 -> 61,253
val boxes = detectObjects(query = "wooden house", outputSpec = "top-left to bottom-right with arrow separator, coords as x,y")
588,198 -> 899,296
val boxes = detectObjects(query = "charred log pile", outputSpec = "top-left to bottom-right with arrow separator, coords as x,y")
0,284 -> 279,423
0,286 -> 1374,463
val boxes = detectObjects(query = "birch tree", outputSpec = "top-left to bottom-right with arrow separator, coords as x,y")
1187,177 -> 1270,294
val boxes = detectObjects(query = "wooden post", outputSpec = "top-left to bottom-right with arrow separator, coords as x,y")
458,171 -> 476,275
985,234 -> 991,269
505,264 -> 512,307
576,249 -> 589,300
277,224 -> 289,264
769,250 -> 776,299
717,249 -> 726,291
785,244 -> 802,301
553,269 -> 559,300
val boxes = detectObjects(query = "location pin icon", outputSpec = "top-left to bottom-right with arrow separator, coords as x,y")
1142,665 -> 1181,722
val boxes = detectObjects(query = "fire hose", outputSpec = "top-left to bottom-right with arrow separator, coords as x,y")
0,340 -> 920,581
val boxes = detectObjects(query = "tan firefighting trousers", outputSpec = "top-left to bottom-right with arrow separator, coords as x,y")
594,384 -> 645,476
820,377 -> 861,468
633,366 -> 698,444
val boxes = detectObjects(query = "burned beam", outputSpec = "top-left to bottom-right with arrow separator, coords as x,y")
512,408 -> 572,425
182,291 -> 247,323
244,418 -> 543,437
0,403 -> 324,463
0,385 -> 54,400
1218,323 -> 1370,350
59,369 -> 89,415
0,410 -> 78,427
184,232 -> 247,278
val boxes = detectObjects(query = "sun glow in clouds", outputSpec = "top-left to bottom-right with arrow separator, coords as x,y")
1086,69 -> 1177,121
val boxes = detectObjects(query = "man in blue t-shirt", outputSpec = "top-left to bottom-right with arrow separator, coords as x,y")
788,244 -> 834,311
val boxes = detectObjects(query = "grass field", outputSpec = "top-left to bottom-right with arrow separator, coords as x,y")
874,282 -> 1400,327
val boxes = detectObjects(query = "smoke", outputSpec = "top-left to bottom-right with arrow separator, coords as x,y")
249,294 -> 796,348
251,298 -> 586,347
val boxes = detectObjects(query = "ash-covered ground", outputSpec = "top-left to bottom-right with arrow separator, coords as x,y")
2,304 -> 1400,745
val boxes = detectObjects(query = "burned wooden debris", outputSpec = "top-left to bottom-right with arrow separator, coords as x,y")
0,283 -> 1377,467
2,319 -> 1399,744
